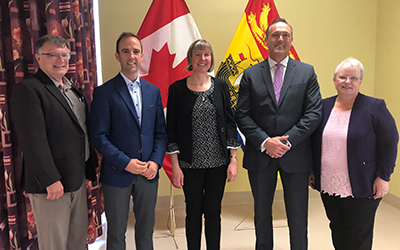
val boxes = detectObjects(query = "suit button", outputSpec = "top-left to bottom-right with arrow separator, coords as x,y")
81,153 -> 85,157
140,134 -> 143,138
137,151 -> 141,154
80,135 -> 84,138
220,127 -> 225,133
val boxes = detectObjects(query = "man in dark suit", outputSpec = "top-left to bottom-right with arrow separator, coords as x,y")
235,18 -> 322,250
90,32 -> 167,250
11,35 -> 97,250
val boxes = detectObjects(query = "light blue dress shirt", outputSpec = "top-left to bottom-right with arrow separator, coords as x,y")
120,72 -> 142,126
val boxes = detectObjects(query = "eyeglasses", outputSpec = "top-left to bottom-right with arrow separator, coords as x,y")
337,76 -> 360,82
40,52 -> 71,60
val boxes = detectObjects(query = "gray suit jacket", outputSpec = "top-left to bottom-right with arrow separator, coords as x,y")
235,57 -> 322,173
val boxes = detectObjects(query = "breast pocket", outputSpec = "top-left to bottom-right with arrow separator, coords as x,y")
287,82 -> 307,96
283,82 -> 307,110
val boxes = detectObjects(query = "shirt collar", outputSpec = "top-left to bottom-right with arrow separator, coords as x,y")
120,72 -> 141,87
51,76 -> 72,90
268,56 -> 289,69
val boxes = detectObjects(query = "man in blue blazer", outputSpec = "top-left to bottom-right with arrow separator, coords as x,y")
90,32 -> 167,250
235,18 -> 322,250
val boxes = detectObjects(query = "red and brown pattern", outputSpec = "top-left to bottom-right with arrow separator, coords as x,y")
0,0 -> 102,249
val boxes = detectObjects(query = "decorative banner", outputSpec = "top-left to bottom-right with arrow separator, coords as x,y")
216,0 -> 300,111
137,0 -> 202,187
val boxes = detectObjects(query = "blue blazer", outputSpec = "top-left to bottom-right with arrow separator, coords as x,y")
312,93 -> 398,198
90,73 -> 167,188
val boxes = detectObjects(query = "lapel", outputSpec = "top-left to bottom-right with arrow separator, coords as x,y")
113,74 -> 141,128
140,79 -> 152,130
259,59 -> 277,108
347,93 -> 363,136
322,96 -> 336,129
278,57 -> 297,107
322,94 -> 362,129
37,69 -> 81,127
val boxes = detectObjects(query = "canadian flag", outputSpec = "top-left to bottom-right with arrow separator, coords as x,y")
137,0 -> 202,187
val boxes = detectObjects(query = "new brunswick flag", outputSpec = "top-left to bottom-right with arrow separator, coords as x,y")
216,0 -> 300,110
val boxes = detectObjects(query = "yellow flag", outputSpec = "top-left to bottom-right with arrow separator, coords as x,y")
216,0 -> 300,110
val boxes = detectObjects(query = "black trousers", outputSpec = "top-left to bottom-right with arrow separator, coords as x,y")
321,193 -> 381,250
248,160 -> 309,250
182,165 -> 228,250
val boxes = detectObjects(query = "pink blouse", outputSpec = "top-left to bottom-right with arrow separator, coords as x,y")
320,109 -> 353,197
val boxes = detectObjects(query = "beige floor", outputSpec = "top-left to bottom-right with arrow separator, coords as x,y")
88,192 -> 400,250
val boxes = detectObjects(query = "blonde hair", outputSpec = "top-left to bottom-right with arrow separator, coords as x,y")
186,39 -> 214,72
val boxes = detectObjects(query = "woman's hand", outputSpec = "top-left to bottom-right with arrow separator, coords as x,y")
373,176 -> 389,199
227,157 -> 238,182
172,164 -> 184,188
170,153 -> 184,188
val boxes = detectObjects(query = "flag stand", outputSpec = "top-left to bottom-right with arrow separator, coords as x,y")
167,183 -> 178,249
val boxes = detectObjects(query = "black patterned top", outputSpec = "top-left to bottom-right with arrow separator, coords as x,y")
168,80 -> 240,169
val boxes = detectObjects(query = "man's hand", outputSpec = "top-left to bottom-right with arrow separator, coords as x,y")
265,135 -> 290,158
125,159 -> 148,175
46,181 -> 64,200
142,161 -> 158,180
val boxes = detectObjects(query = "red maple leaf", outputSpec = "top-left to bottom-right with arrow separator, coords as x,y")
142,43 -> 190,188
142,43 -> 191,108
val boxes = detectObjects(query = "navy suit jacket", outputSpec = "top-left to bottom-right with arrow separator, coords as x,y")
312,93 -> 398,198
90,73 -> 167,188
236,57 -> 322,173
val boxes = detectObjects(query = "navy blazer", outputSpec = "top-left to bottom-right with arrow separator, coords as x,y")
236,57 -> 322,173
166,77 -> 237,164
90,73 -> 167,188
312,93 -> 398,198
11,68 -> 97,193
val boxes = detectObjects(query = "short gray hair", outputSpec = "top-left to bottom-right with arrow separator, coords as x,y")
334,57 -> 364,79
35,35 -> 70,54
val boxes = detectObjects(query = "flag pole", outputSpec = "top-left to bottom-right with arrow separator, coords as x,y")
167,183 -> 178,249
